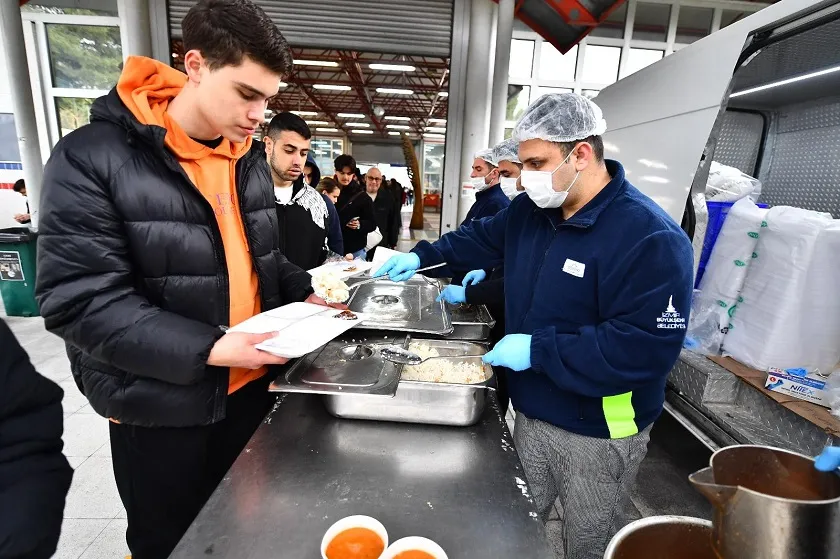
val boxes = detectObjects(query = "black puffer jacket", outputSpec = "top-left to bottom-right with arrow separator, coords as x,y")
0,319 -> 72,558
35,89 -> 312,428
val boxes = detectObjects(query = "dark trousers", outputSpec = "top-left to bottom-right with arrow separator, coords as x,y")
109,376 -> 275,559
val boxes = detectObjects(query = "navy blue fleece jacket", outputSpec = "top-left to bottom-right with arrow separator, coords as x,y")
413,161 -> 694,439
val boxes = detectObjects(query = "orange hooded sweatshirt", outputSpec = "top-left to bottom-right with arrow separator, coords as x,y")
117,56 -> 264,394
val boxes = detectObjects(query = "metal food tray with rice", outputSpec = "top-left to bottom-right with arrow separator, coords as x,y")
324,338 -> 496,427
345,276 -> 454,336
268,334 -> 409,398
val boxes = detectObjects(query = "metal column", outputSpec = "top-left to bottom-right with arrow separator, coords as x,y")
489,0 -> 513,146
0,0 -> 44,231
458,0 -> 495,224
119,0 -> 153,58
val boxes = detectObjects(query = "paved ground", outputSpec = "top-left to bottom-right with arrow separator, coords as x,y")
3,206 -> 712,558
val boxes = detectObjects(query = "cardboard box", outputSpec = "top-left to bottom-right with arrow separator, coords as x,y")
764,368 -> 830,408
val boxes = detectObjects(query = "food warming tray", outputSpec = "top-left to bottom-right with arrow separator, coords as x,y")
323,339 -> 495,427
346,276 -> 454,335
268,333 -> 408,397
446,302 -> 496,341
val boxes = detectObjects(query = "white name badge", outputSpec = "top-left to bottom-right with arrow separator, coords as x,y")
562,259 -> 586,278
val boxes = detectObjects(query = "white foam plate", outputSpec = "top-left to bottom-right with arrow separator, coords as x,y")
227,302 -> 367,358
308,259 -> 374,281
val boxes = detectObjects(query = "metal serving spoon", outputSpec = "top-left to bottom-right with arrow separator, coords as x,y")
379,345 -> 483,366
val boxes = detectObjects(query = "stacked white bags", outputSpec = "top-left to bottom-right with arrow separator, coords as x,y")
723,206 -> 840,373
699,198 -> 768,315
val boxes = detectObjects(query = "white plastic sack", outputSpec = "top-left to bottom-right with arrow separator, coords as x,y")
705,161 -> 762,203
723,207 -> 840,373
826,370 -> 840,419
684,291 -> 728,355
698,198 -> 767,313
691,192 -> 708,283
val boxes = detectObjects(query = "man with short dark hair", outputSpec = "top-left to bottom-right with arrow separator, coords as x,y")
376,93 -> 694,559
35,1 -> 339,557
334,154 -> 376,259
264,112 -> 341,269
12,179 -> 30,224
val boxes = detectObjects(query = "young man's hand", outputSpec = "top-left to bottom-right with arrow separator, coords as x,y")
13,213 -> 30,223
207,332 -> 289,368
347,219 -> 360,230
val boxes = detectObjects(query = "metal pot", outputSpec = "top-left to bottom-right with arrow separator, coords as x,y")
689,445 -> 840,559
604,516 -> 715,559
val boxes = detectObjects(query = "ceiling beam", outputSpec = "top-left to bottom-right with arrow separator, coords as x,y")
337,50 -> 386,136
284,77 -> 349,136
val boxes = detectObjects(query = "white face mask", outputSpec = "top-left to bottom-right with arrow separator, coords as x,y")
470,170 -> 494,192
520,150 -> 580,209
500,176 -> 520,199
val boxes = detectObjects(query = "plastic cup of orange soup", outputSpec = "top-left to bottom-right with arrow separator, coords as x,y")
321,515 -> 389,559
380,536 -> 448,559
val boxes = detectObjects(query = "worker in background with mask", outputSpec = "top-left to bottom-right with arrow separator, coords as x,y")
464,147 -> 510,224
437,138 -> 524,415
375,92 -> 694,559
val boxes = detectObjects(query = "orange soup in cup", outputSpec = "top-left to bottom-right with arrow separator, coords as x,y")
325,527 -> 386,559
393,552 -> 435,559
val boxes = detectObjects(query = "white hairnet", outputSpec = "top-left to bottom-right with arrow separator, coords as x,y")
474,148 -> 497,167
493,138 -> 521,164
512,92 -> 607,144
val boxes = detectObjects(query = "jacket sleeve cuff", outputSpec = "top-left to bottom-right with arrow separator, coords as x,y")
530,326 -> 556,374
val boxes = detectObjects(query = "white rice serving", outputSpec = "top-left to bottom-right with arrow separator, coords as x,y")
401,343 -> 488,384
312,272 -> 350,303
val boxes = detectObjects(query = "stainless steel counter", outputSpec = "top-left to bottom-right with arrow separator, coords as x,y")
171,392 -> 555,559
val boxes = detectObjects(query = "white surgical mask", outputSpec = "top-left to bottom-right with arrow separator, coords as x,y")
500,176 -> 521,199
469,170 -> 493,192
520,150 -> 580,209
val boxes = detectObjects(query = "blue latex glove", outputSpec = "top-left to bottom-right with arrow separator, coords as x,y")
482,334 -> 533,371
437,285 -> 467,304
373,252 -> 421,283
462,269 -> 487,287
815,446 -> 840,471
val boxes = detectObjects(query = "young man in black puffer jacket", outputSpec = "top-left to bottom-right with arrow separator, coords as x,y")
35,1 -> 339,557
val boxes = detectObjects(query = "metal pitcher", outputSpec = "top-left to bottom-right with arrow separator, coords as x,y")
689,445 -> 840,559
603,516 -> 715,559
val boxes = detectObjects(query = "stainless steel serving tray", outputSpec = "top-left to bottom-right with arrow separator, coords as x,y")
269,333 -> 408,397
346,276 -> 453,335
322,339 -> 494,427
446,302 -> 496,341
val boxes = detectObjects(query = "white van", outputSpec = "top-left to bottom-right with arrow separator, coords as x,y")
595,0 -> 840,456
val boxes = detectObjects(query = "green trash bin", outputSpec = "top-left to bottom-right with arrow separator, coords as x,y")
0,228 -> 39,317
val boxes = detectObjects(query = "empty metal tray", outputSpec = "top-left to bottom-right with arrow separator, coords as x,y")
446,302 -> 496,341
269,333 -> 408,397
346,276 -> 453,335
323,338 -> 494,427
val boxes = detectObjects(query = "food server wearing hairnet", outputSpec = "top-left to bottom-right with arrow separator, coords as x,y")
437,138 -> 524,415
464,147 -> 510,224
375,93 -> 694,559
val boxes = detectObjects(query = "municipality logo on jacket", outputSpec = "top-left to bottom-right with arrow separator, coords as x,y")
657,296 -> 686,330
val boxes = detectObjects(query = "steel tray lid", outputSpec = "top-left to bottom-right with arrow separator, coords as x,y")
346,276 -> 454,335
269,334 -> 407,397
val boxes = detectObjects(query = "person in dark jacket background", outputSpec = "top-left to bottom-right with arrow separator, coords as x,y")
306,155 -> 344,256
437,138 -> 523,414
0,319 -> 72,559
375,93 -> 694,559
364,166 -> 400,260
34,2 -> 339,557
264,112 -> 341,269
334,154 -> 376,259
464,148 -> 510,224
